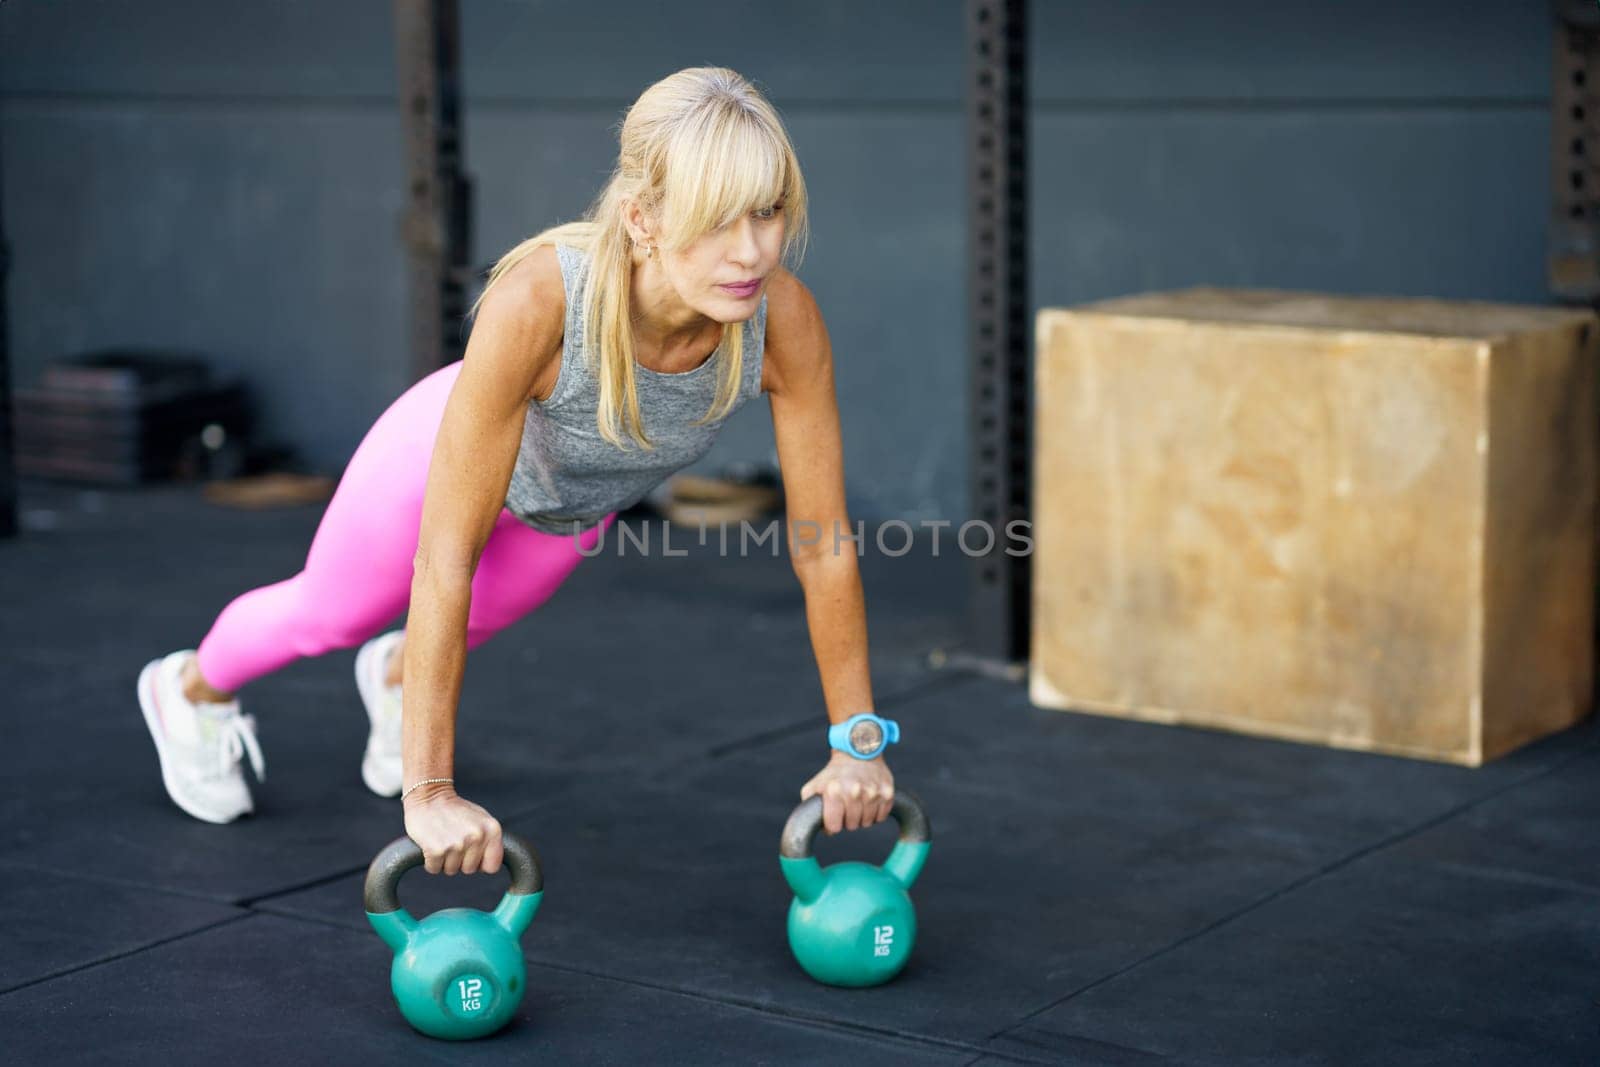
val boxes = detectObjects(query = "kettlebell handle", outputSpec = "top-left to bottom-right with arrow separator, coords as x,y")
779,788 -> 931,861
363,831 -> 543,915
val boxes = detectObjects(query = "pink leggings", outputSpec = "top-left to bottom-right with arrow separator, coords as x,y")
195,360 -> 614,693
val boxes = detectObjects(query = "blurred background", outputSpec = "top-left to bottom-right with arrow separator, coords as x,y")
0,0 -> 1558,523
2,8 -> 1597,1058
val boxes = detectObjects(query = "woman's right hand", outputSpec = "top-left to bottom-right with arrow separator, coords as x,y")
402,782 -> 504,876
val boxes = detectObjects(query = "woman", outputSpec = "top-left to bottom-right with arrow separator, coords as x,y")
136,67 -> 897,877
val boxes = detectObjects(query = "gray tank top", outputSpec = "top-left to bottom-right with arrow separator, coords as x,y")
504,242 -> 768,535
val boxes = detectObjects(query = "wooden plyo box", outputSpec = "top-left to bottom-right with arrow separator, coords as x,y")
1030,289 -> 1599,766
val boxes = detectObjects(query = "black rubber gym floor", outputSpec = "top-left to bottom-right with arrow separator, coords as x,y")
2,482 -> 1596,1064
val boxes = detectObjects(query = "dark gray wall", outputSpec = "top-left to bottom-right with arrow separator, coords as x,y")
0,1 -> 1556,520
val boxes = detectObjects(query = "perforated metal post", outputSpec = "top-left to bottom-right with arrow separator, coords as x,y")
1550,3 -> 1600,656
965,0 -> 1030,667
394,0 -> 473,381
1551,1 -> 1600,301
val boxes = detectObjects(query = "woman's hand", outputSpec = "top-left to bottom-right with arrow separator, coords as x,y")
800,752 -> 895,835
402,782 -> 504,875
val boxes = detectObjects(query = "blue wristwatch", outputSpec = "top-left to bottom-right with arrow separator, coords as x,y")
827,712 -> 900,760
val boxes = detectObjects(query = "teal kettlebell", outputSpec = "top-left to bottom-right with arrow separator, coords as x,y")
363,832 -> 543,1040
779,789 -> 931,988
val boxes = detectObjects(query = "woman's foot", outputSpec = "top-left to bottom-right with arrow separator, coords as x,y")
354,630 -> 405,797
137,650 -> 264,823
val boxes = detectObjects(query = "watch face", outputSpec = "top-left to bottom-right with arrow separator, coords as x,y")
848,719 -> 884,756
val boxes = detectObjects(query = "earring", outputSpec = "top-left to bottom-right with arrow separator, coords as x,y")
646,245 -> 656,259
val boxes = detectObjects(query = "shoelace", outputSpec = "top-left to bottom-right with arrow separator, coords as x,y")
197,707 -> 266,783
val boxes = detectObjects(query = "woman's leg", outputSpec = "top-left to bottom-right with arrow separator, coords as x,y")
464,511 -> 617,650
192,361 -> 465,695
361,509 -> 617,687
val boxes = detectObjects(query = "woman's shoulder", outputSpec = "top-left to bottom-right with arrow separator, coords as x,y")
762,267 -> 823,337
760,267 -> 827,396
475,244 -> 567,403
486,244 -> 568,325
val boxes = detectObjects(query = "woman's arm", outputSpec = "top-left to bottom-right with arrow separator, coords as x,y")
402,244 -> 564,873
763,269 -> 894,835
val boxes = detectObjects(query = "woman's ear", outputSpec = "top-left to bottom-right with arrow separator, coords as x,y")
621,197 -> 656,250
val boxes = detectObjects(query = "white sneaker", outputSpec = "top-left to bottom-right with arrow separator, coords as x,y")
137,650 -> 264,824
355,630 -> 404,797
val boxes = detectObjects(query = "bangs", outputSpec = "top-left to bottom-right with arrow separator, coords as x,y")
660,108 -> 790,245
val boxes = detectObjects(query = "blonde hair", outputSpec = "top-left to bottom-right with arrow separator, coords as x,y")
471,66 -> 810,450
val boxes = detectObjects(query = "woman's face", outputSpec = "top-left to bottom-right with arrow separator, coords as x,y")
651,202 -> 786,324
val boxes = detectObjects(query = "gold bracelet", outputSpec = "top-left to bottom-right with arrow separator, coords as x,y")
401,776 -> 454,801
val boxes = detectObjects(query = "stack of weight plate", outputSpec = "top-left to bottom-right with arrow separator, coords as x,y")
14,349 -> 252,486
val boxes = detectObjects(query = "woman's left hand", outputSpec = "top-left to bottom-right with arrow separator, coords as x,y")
800,751 -> 895,835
